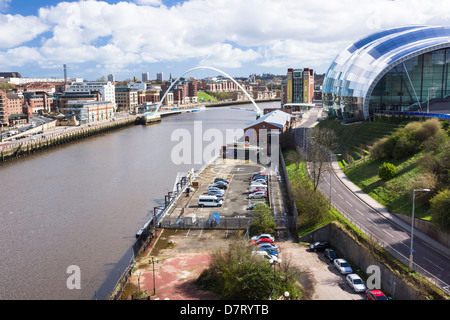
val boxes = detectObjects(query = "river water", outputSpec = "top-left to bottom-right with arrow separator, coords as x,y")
0,102 -> 279,300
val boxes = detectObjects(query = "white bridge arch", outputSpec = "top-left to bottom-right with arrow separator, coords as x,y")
156,66 -> 262,114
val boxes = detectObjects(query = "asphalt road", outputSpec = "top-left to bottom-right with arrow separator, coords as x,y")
295,107 -> 450,293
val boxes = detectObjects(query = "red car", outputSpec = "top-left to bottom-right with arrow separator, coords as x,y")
251,189 -> 267,194
256,238 -> 274,245
366,289 -> 388,300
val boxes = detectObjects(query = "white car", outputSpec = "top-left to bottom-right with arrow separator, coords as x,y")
334,258 -> 353,274
346,274 -> 367,293
251,234 -> 275,242
251,179 -> 267,185
248,191 -> 267,199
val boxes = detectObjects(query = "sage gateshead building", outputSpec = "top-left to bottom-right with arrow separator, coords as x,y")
322,26 -> 450,121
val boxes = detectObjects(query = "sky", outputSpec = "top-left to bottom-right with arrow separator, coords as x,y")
0,0 -> 449,81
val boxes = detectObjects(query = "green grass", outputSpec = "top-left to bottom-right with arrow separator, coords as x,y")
343,152 -> 431,219
197,91 -> 217,102
316,118 -> 409,162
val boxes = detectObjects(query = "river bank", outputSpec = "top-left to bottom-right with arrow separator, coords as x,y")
0,99 -> 280,163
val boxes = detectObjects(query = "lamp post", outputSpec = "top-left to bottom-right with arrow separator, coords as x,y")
409,189 -> 430,271
329,153 -> 341,209
269,258 -> 281,299
149,256 -> 159,295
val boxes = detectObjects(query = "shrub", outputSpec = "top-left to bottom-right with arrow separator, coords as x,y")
415,118 -> 440,142
430,189 -> 450,232
379,162 -> 397,181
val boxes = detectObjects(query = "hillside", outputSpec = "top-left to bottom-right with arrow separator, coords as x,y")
316,116 -> 450,226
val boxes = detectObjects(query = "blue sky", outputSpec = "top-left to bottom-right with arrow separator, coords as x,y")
0,0 -> 449,81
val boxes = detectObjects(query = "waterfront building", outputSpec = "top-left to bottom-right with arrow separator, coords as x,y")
23,92 -> 54,114
0,90 -> 24,126
156,72 -> 164,82
62,100 -> 114,124
115,85 -> 139,112
108,74 -> 115,83
66,81 -> 116,108
322,25 -> 450,121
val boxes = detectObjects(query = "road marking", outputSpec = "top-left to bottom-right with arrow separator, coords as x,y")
367,217 -> 377,226
338,194 -> 344,199
199,229 -> 203,237
332,188 -> 337,193
382,229 -> 394,238
186,229 -> 191,237
345,200 -> 353,207
355,209 -> 364,216
423,257 -> 444,270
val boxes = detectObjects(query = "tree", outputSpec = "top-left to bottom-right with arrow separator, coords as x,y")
430,189 -> 450,231
307,126 -> 338,191
249,203 -> 276,236
379,162 -> 397,181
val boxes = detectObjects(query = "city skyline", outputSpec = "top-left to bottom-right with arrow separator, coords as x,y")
1,0 -> 449,81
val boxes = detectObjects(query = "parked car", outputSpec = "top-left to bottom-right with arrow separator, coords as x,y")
208,189 -> 224,199
248,191 -> 267,199
309,241 -> 329,252
214,177 -> 230,184
257,243 -> 279,252
210,182 -> 227,190
366,289 -> 389,300
208,187 -> 224,193
346,274 -> 367,293
256,238 -> 274,245
334,258 -> 353,274
251,234 -> 275,243
323,248 -> 338,262
252,172 -> 267,178
251,179 -> 267,185
246,202 -> 266,210
252,175 -> 267,181
251,250 -> 276,260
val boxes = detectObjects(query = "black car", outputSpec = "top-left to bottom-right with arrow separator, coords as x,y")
323,248 -> 338,262
214,177 -> 230,184
210,182 -> 228,190
309,241 -> 330,252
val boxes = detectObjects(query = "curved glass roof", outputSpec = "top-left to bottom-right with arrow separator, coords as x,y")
323,26 -> 450,113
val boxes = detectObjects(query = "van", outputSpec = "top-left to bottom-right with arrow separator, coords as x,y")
249,184 -> 268,193
198,195 -> 223,207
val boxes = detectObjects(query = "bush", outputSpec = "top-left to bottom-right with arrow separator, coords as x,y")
430,189 -> 450,231
379,162 -> 397,181
249,203 -> 276,236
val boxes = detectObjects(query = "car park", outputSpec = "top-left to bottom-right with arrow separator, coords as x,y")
309,241 -> 329,252
334,259 -> 353,274
248,191 -> 267,199
346,274 -> 367,293
366,289 -> 389,300
249,184 -> 267,193
246,202 -> 266,210
323,248 -> 338,262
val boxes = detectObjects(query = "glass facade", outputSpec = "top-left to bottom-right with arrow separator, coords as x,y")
322,26 -> 450,121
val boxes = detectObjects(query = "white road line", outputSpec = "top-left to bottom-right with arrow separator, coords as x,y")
423,257 -> 444,270
345,200 -> 353,207
186,229 -> 191,237
338,194 -> 344,199
332,188 -> 337,193
382,229 -> 394,238
199,229 -> 203,237
367,217 -> 377,226
355,209 -> 364,216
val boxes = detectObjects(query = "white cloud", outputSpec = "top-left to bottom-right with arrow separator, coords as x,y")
1,0 -> 450,76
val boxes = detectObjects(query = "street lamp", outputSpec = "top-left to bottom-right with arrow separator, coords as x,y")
409,188 -> 430,271
149,256 -> 159,295
329,153 -> 342,209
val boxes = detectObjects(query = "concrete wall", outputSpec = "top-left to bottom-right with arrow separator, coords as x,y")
300,223 -> 429,300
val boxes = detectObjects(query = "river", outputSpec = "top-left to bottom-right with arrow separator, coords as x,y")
0,102 -> 280,300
